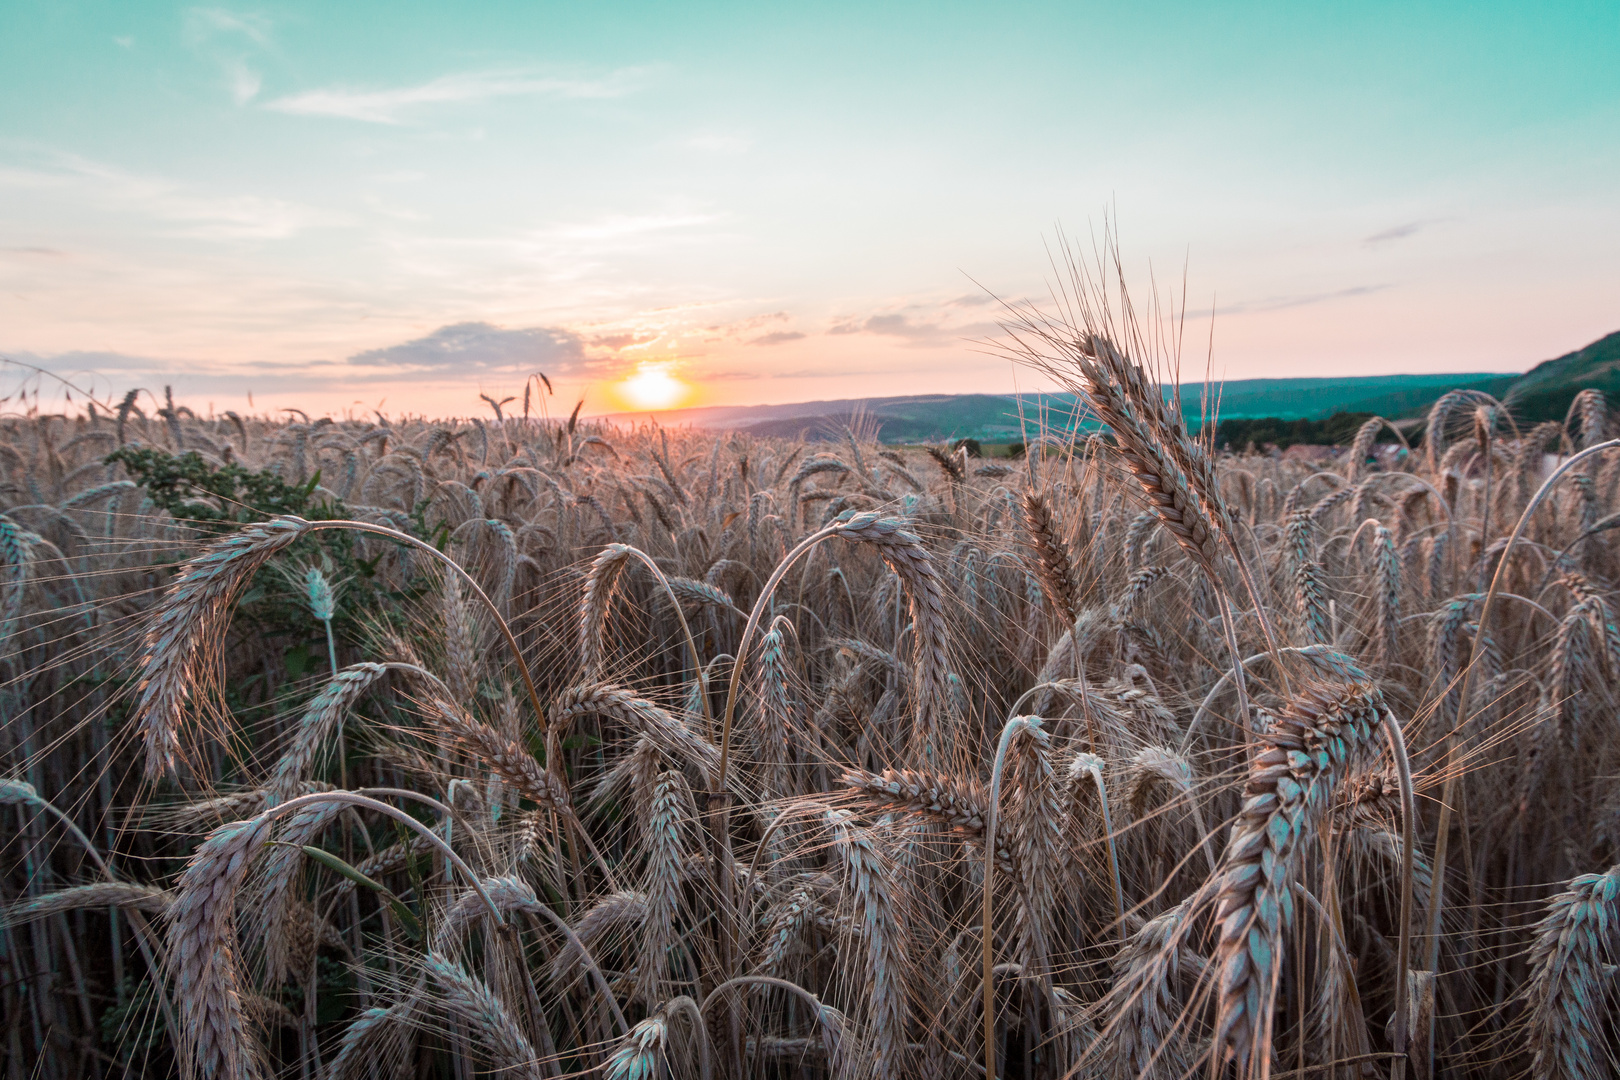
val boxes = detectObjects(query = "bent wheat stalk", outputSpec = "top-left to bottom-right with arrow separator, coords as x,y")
579,543 -> 707,717
1424,439 -> 1620,1049
137,516 -> 549,780
1070,751 -> 1126,940
982,715 -> 1036,1080
167,789 -> 509,1080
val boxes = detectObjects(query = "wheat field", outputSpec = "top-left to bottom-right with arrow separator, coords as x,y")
4,293 -> 1620,1080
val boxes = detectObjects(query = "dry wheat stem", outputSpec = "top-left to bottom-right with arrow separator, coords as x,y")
719,521 -> 853,792
1070,751 -> 1127,940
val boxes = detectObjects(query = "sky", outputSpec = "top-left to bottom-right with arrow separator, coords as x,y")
1,1 -> 1616,418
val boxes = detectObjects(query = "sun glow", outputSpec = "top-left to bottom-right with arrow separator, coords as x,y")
617,362 -> 689,410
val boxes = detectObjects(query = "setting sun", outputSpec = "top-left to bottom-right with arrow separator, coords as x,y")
617,362 -> 690,411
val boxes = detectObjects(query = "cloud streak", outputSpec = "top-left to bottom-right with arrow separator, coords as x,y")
347,321 -> 585,374
184,8 -> 272,46
265,68 -> 652,124
0,152 -> 341,239
1364,218 -> 1452,246
1188,284 -> 1393,318
827,311 -> 997,346
750,330 -> 805,346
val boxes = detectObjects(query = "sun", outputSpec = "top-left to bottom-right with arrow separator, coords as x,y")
618,362 -> 689,410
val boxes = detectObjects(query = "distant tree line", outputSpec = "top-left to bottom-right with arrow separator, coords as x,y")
1212,411 -> 1379,450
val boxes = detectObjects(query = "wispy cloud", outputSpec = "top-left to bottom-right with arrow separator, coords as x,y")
1261,284 -> 1389,310
348,321 -> 584,374
7,348 -> 297,396
225,59 -> 263,104
183,8 -> 272,104
0,152 -> 341,239
590,333 -> 655,350
828,311 -> 994,345
692,369 -> 763,381
750,330 -> 805,346
184,8 -> 272,46
265,68 -> 652,125
546,212 -> 715,241
20,324 -> 592,397
1190,283 -> 1393,318
1364,218 -> 1451,246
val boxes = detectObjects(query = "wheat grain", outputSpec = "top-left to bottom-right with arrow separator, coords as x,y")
637,771 -> 691,1004
270,662 -> 390,805
551,682 -> 720,779
2,882 -> 171,926
604,1016 -> 667,1080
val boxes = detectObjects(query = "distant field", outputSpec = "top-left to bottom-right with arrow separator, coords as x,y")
609,330 -> 1618,446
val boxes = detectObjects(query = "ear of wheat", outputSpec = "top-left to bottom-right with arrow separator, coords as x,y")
1522,865 -> 1620,1080
1212,681 -> 1382,1070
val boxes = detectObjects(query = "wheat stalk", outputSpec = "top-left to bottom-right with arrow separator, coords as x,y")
167,816 -> 273,1080
137,516 -> 312,779
1003,717 -> 1065,979
259,799 -> 345,983
604,1016 -> 667,1080
1210,681 -> 1382,1071
552,682 -> 720,779
423,951 -> 544,1080
1092,894 -> 1203,1080
270,662 -> 392,805
326,1004 -> 413,1080
2,882 -> 171,925
637,771 -> 692,1005
826,807 -> 909,1080
1522,864 -> 1620,1080
1022,491 -> 1082,626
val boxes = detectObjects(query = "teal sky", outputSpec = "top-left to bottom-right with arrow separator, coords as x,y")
1,1 -> 1616,415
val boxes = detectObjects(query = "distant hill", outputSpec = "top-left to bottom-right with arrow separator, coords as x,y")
603,332 -> 1616,444
1178,373 -> 1520,422
1502,331 -> 1620,422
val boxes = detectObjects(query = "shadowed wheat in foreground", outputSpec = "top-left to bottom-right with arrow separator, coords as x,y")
6,279 -> 1620,1079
